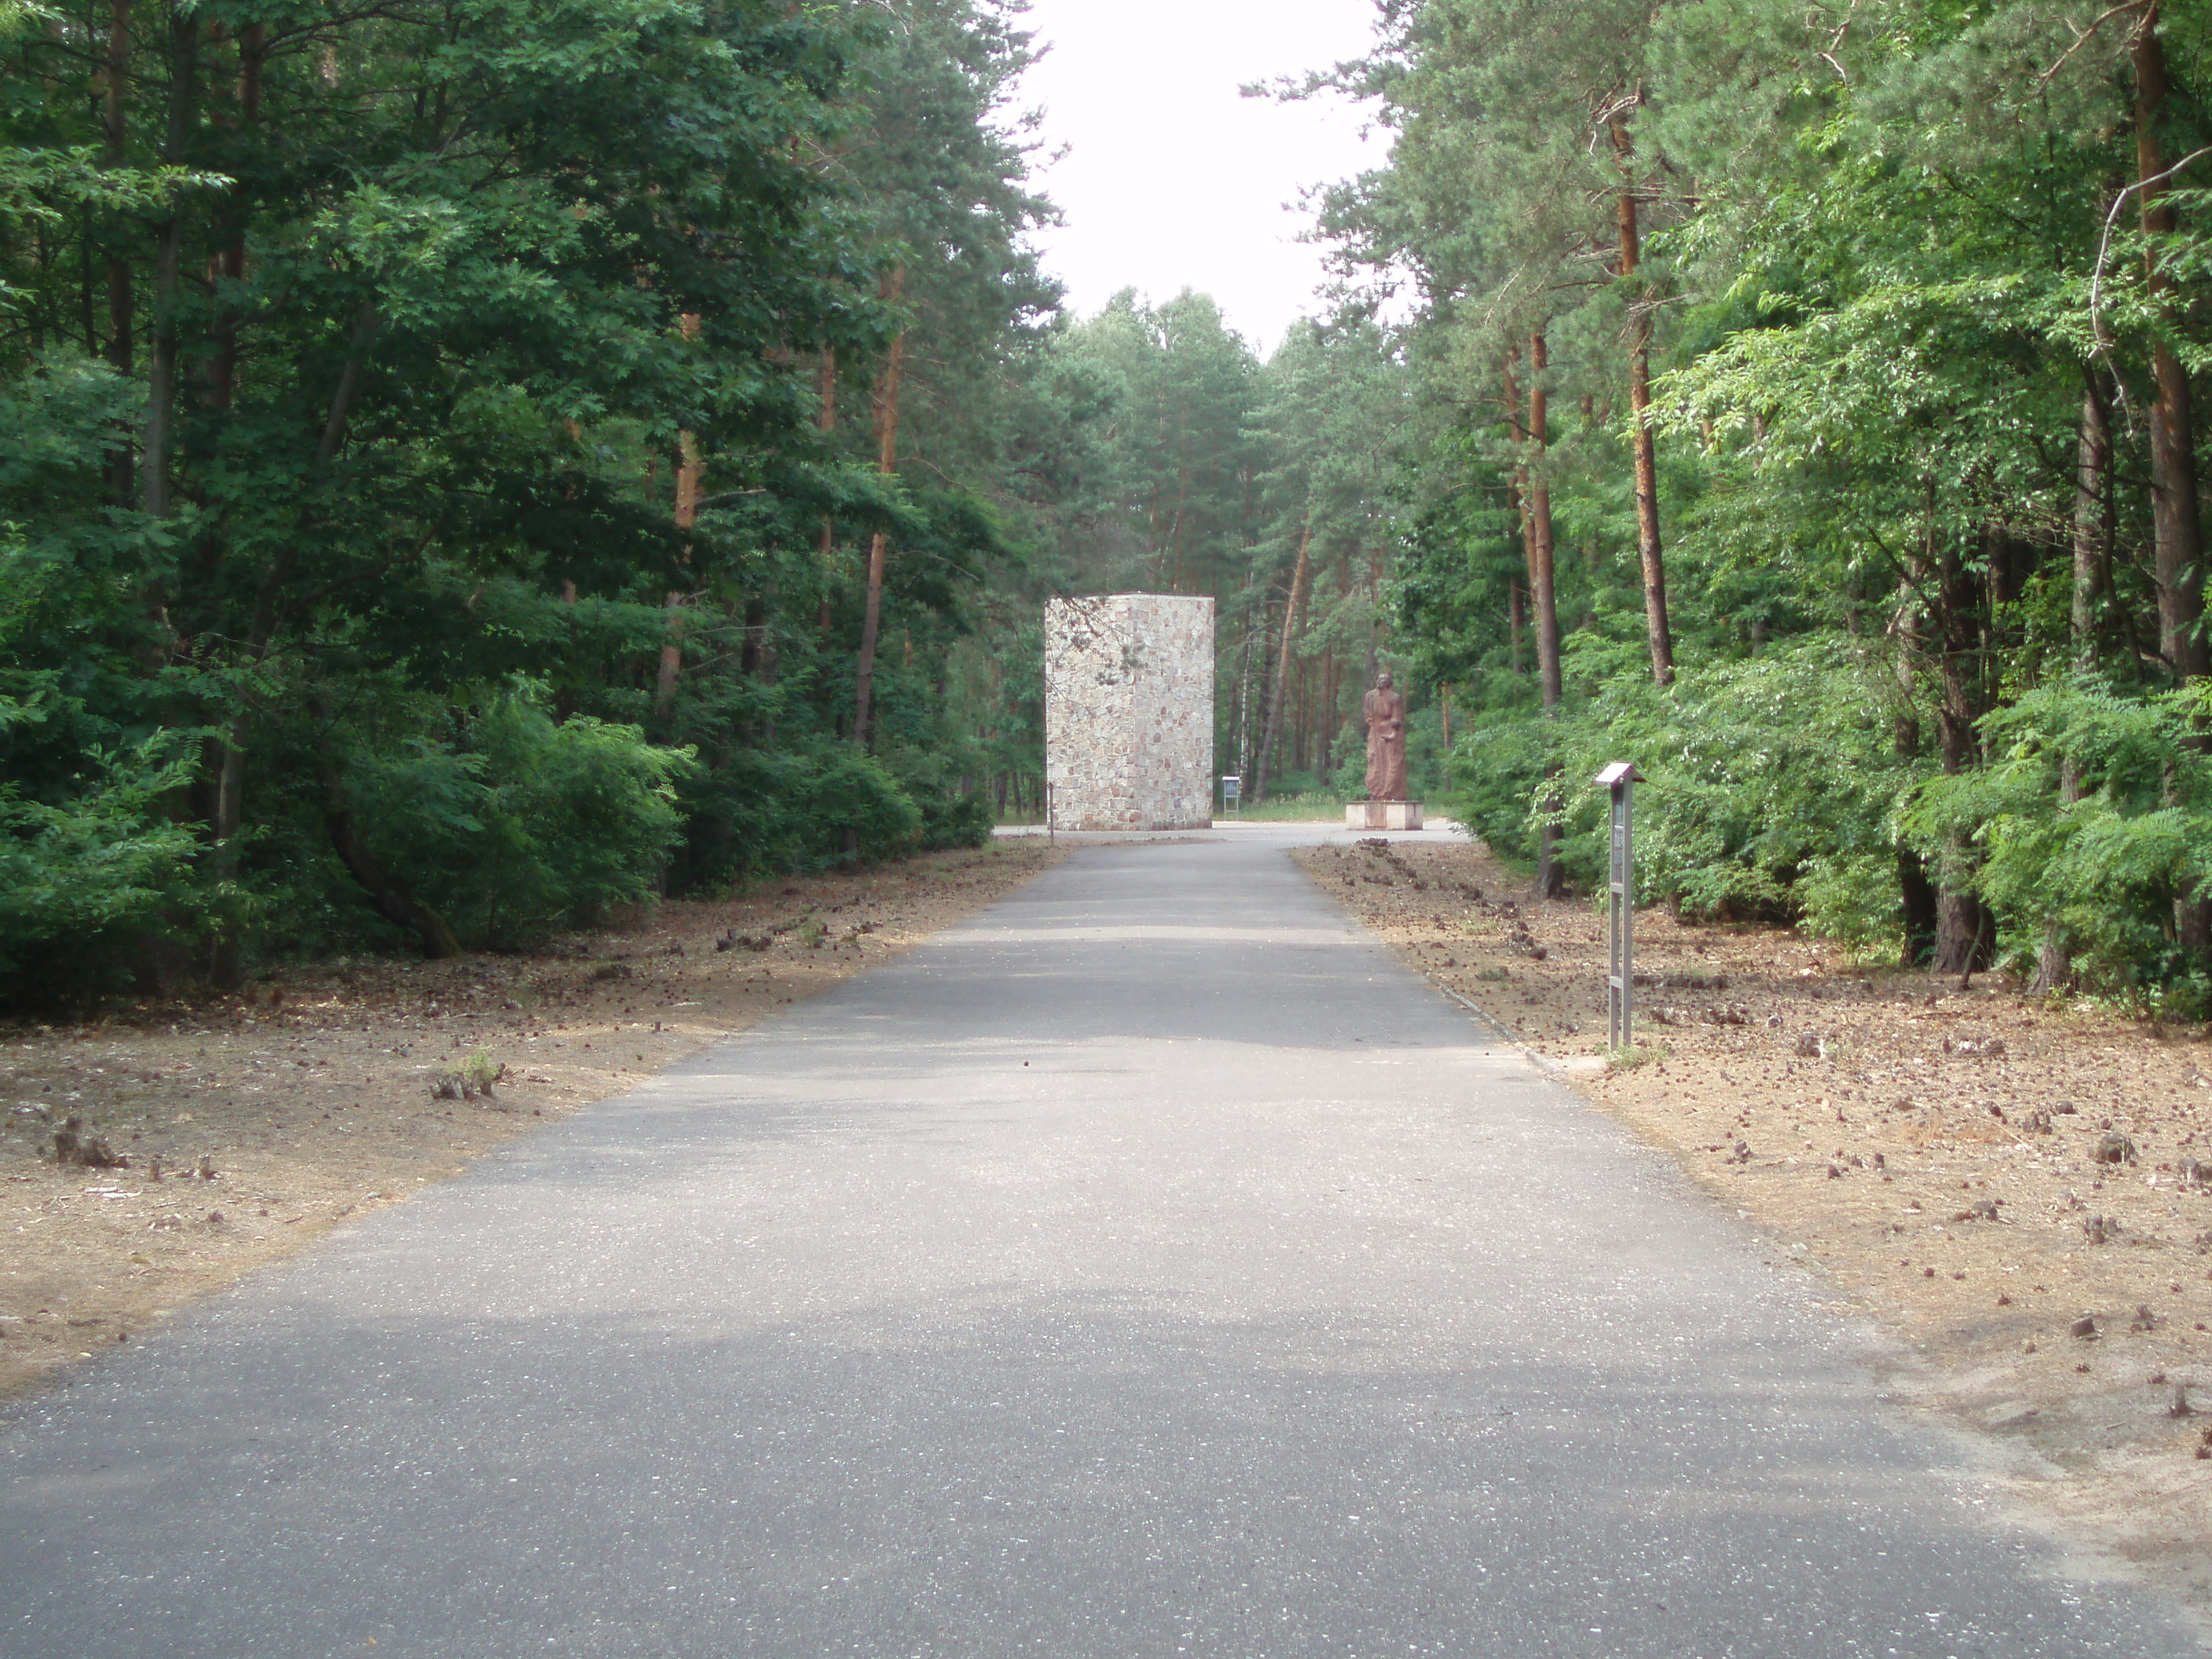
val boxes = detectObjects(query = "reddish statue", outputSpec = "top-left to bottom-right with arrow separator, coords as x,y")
1363,670 -> 1408,802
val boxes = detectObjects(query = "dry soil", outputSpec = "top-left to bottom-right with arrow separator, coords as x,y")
1297,835 -> 2212,1612
0,840 -> 1064,1403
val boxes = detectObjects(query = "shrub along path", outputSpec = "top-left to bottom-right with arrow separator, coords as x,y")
0,826 -> 2200,1655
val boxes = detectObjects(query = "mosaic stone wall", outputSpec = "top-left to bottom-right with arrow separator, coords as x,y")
1044,594 -> 1215,830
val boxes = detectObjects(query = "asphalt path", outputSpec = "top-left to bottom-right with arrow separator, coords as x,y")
2,826 -> 2203,1657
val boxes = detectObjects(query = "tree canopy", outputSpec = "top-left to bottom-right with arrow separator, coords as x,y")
10,0 -> 2212,1016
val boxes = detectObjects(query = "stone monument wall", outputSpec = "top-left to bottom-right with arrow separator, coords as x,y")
1044,594 -> 1215,830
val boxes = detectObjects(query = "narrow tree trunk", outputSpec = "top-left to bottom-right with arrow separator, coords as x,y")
1526,327 -> 1563,716
1893,583 -> 1940,967
1610,115 -> 1673,687
1253,524 -> 1312,804
102,0 -> 133,504
208,22 -> 262,413
815,348 -> 837,634
853,272 -> 906,746
315,720 -> 461,959
2134,7 -> 2212,962
139,12 -> 200,520
2136,8 -> 2210,687
1528,327 -> 1566,895
2034,377 -> 2115,993
654,591 -> 687,724
1932,524 -> 1994,977
656,316 -> 703,731
207,307 -> 373,985
1508,575 -> 1525,675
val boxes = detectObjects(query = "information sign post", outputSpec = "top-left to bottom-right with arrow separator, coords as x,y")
1597,762 -> 1639,1049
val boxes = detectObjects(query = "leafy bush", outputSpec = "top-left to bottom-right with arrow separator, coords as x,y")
0,702 -> 203,1002
917,786 -> 993,850
350,685 -> 692,950
1455,639 -> 1920,936
801,749 -> 925,864
1443,708 -> 1550,860
1906,679 -> 2212,1001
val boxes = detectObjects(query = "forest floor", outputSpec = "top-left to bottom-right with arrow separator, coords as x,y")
0,839 -> 1065,1404
1296,836 -> 2212,1610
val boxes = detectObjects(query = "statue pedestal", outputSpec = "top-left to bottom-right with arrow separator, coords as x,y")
1346,800 -> 1423,830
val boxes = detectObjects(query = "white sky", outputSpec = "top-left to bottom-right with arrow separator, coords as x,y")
1012,0 -> 1390,357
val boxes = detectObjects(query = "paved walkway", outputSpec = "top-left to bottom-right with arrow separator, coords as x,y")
2,830 -> 2202,1657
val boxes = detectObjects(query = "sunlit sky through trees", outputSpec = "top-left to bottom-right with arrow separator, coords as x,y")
1016,0 -> 1387,353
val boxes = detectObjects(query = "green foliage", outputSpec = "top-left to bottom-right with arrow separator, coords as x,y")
1907,681 -> 2212,998
802,749 -> 925,865
917,786 -> 994,851
0,0 -> 1077,999
1448,641 -> 1918,936
1321,0 -> 2212,1001
0,701 -> 203,1002
350,687 -> 690,950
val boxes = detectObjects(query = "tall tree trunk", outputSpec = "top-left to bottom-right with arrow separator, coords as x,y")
2071,372 -> 2111,672
654,590 -> 687,725
2034,376 -> 2115,992
1253,524 -> 1311,804
102,0 -> 133,504
309,698 -> 460,959
656,314 -> 702,731
853,269 -> 906,747
1526,327 -> 1563,716
140,12 -> 200,521
208,22 -> 262,413
2134,7 -> 2212,962
2135,6 -> 2210,688
1932,523 -> 1994,977
815,348 -> 837,638
1528,325 -> 1564,897
1892,578 -> 1940,965
1610,115 -> 1673,687
207,306 -> 375,984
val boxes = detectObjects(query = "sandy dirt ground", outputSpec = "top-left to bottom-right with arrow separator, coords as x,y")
1297,835 -> 2212,1611
0,840 -> 1064,1404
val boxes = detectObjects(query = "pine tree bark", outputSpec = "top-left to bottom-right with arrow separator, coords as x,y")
2133,7 -> 2212,962
1610,115 -> 1673,687
1932,524 -> 1994,977
313,701 -> 460,961
1526,328 -> 1563,718
1892,579 -> 1940,965
140,11 -> 199,520
853,269 -> 906,747
1253,524 -> 1311,804
2135,6 -> 2210,688
208,22 -> 262,414
1507,574 -> 1524,675
815,348 -> 837,635
208,306 -> 374,985
102,0 -> 133,503
1528,328 -> 1565,895
656,314 -> 702,731
2034,376 -> 2114,993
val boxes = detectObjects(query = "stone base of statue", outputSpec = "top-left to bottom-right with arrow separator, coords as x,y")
1346,800 -> 1423,830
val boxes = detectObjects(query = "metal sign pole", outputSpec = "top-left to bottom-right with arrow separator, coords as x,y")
1597,763 -> 1638,1049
